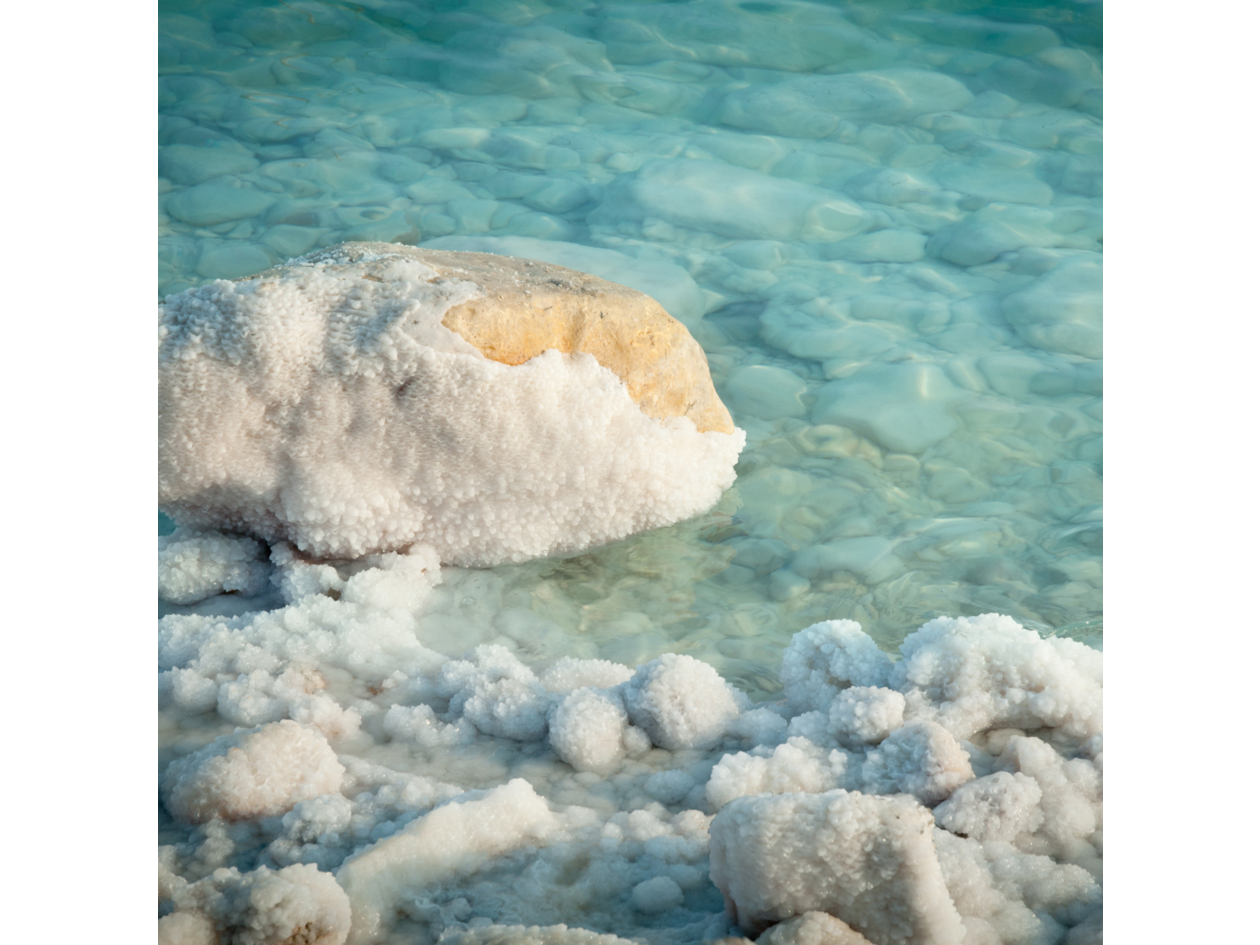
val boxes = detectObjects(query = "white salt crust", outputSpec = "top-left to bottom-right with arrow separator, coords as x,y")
159,246 -> 745,564
162,863 -> 352,945
159,527 -> 269,605
162,720 -> 346,824
159,549 -> 1102,945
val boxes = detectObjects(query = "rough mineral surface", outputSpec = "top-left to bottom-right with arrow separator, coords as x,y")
756,912 -> 875,945
159,242 -> 743,563
709,790 -> 966,945
161,720 -> 346,824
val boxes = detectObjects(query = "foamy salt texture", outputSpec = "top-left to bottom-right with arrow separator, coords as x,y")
159,246 -> 744,564
159,547 -> 1101,944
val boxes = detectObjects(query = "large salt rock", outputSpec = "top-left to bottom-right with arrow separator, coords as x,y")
709,790 -> 966,944
429,245 -> 732,433
161,720 -> 345,824
159,242 -> 743,563
422,235 -> 706,327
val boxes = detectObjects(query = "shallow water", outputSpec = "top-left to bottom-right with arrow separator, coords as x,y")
158,1 -> 1101,939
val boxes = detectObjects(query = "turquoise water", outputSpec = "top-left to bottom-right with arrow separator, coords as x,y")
158,0 -> 1101,693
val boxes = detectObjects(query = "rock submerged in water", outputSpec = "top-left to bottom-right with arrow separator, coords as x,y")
159,242 -> 743,564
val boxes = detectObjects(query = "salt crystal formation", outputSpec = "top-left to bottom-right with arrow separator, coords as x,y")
159,537 -> 1102,945
159,242 -> 744,564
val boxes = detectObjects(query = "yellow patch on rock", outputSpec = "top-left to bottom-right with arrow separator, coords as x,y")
349,242 -> 734,434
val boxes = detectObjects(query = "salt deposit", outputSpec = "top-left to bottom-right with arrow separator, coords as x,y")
161,720 -> 346,824
161,863 -> 352,945
159,1 -> 1103,941
160,541 -> 1102,944
160,243 -> 743,564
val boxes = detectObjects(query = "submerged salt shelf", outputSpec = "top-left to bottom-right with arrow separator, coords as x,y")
159,1 -> 1102,942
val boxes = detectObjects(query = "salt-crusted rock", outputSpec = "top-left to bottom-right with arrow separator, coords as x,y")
159,242 -> 743,563
161,720 -> 345,824
709,790 -> 966,944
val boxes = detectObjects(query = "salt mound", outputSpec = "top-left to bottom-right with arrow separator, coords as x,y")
892,614 -> 1102,741
161,720 -> 345,823
779,620 -> 893,715
709,790 -> 965,943
159,527 -> 269,605
162,864 -> 351,945
159,242 -> 744,563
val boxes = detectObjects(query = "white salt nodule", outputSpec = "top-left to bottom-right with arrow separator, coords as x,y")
755,912 -> 875,945
828,687 -> 906,747
159,527 -> 269,605
549,687 -> 630,774
709,790 -> 965,944
779,620 -> 894,716
159,244 -> 744,564
161,720 -> 345,824
622,652 -> 747,750
165,863 -> 351,945
892,614 -> 1102,741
